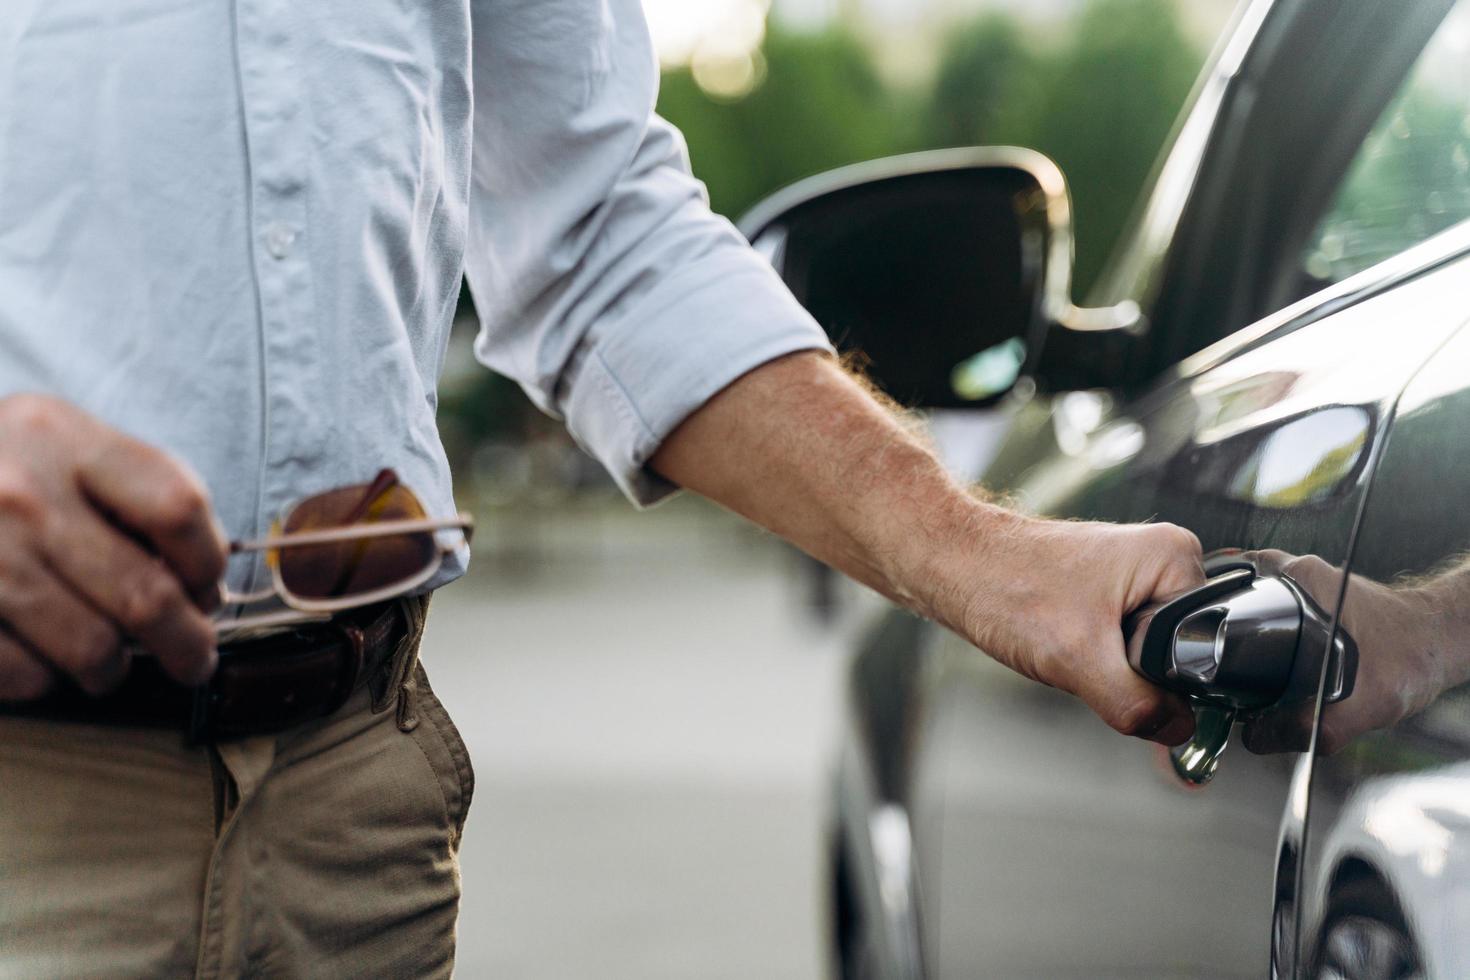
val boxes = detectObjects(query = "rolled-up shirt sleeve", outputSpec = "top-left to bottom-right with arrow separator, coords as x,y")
462,0 -> 832,506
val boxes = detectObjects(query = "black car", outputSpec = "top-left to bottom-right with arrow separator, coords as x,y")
741,0 -> 1470,976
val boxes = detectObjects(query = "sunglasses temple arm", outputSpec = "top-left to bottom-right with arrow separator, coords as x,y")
341,468 -> 400,525
220,585 -> 276,605
212,608 -> 335,635
230,514 -> 474,552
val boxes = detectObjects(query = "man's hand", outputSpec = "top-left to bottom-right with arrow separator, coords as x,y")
947,515 -> 1204,745
652,352 -> 1203,745
0,394 -> 227,700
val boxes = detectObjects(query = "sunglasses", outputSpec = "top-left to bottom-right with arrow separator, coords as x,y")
216,468 -> 474,634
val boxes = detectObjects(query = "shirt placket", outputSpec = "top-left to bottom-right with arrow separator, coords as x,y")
233,0 -> 323,544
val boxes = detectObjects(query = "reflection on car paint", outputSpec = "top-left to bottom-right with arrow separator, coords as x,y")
1229,408 -> 1368,509
1298,322 -> 1470,978
1311,767 -> 1470,977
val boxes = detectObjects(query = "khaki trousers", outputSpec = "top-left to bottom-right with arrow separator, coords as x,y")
0,606 -> 473,979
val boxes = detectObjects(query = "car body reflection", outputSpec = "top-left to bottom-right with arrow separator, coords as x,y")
1309,766 -> 1470,978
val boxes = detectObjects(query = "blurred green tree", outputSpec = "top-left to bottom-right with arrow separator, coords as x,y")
657,25 -> 911,220
663,1 -> 1203,294
925,14 -> 1040,150
1031,0 -> 1201,294
926,0 -> 1202,295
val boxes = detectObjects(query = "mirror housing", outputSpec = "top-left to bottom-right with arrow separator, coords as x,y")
740,148 -> 1142,407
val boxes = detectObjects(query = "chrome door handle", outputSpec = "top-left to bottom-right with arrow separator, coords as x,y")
1125,559 -> 1357,784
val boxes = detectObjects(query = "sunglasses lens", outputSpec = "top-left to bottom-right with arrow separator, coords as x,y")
275,482 -> 437,601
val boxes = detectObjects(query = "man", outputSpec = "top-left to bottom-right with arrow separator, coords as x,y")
0,0 -> 1203,975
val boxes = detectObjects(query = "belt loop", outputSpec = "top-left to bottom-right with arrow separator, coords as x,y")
374,594 -> 431,732
396,664 -> 422,733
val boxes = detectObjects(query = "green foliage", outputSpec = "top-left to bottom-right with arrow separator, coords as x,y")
925,15 -> 1040,150
437,356 -> 536,450
925,0 -> 1202,294
662,1 -> 1203,294
1027,0 -> 1202,293
657,25 -> 914,220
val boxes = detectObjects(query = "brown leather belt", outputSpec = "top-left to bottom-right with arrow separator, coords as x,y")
0,601 -> 408,743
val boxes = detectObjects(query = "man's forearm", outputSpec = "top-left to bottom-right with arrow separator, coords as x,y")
651,350 -> 1206,745
650,351 -> 1003,630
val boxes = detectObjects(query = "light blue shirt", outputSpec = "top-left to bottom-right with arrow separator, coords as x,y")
0,0 -> 830,589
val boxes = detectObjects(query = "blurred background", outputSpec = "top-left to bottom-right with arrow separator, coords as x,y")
422,1 -> 1238,976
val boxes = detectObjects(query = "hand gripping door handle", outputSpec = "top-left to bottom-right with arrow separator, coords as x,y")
1124,557 -> 1357,785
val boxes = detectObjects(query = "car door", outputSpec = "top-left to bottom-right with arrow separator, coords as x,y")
915,3 -> 1470,974
1286,11 -> 1470,970
919,236 -> 1470,980
1293,319 -> 1470,980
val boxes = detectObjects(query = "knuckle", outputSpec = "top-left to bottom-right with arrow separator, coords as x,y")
197,532 -> 228,583
68,624 -> 120,669
0,392 -> 66,434
1112,698 -> 1163,737
121,572 -> 185,634
158,627 -> 216,685
1158,523 -> 1200,555
0,467 -> 44,524
0,649 -> 52,702
154,474 -> 209,530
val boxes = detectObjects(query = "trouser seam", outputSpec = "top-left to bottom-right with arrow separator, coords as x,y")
195,742 -> 273,979
407,665 -> 472,842
195,793 -> 240,979
422,681 -> 474,841
404,708 -> 456,842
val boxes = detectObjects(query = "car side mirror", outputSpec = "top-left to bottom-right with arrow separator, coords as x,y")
740,148 -> 1141,407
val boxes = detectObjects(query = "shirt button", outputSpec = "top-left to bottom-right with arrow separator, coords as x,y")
265,223 -> 296,260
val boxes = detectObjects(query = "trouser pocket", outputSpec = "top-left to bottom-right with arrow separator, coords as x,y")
409,663 -> 475,846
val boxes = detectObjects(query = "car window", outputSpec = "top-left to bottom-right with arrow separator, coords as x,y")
1302,2 -> 1470,285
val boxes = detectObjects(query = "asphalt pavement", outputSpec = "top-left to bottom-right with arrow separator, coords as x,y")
418,498 -> 849,979
416,494 -> 1293,978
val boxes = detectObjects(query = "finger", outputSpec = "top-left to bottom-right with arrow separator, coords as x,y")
39,504 -> 218,685
0,554 -> 127,696
1154,561 -> 1206,602
1152,525 -> 1206,597
74,435 -> 228,605
1143,705 -> 1198,747
1118,524 -> 1205,613
0,626 -> 55,702
1068,632 -> 1196,746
